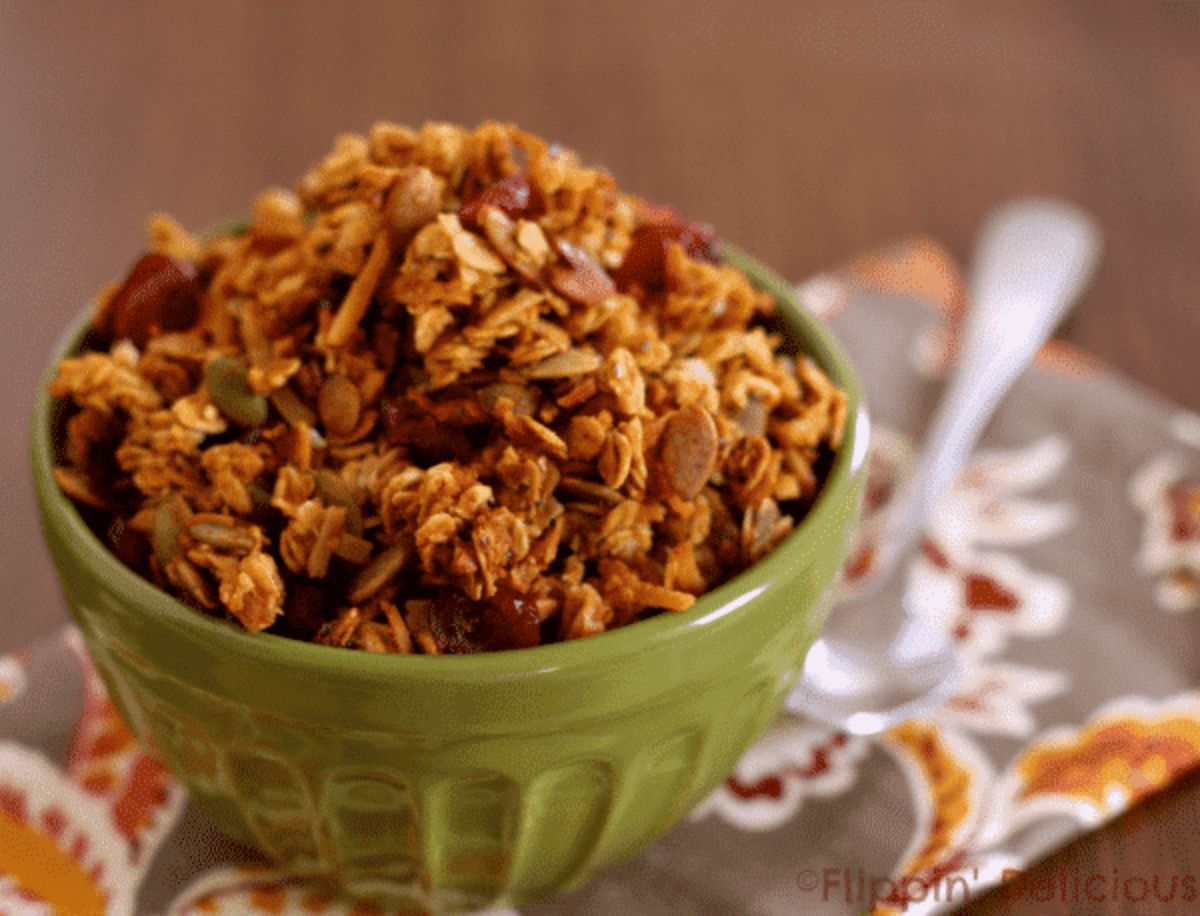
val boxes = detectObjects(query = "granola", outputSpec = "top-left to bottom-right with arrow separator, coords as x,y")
49,121 -> 846,653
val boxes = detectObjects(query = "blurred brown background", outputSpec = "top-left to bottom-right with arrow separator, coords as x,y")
1,3 -> 1197,910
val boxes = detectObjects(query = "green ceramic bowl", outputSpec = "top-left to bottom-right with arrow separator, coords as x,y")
32,246 -> 867,912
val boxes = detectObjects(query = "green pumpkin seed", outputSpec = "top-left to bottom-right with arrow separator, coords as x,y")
206,356 -> 269,427
312,469 -> 363,536
152,494 -> 190,568
246,482 -> 272,515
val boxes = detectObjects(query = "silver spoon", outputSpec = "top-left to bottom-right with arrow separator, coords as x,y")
787,199 -> 1102,735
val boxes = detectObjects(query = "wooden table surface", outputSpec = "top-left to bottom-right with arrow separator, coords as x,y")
2,2 -> 1197,912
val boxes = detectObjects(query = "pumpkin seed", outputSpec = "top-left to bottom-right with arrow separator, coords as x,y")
334,532 -> 374,565
312,469 -> 364,536
347,543 -> 409,604
660,404 -> 719,499
246,482 -> 272,515
345,504 -> 364,537
152,494 -> 190,567
206,356 -> 268,427
318,374 -> 362,437
312,469 -> 352,505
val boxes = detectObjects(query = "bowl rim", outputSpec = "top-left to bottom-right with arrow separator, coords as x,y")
31,243 -> 866,683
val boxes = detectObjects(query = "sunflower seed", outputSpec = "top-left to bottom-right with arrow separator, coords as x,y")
347,543 -> 409,604
186,518 -> 258,554
269,384 -> 317,427
522,348 -> 603,380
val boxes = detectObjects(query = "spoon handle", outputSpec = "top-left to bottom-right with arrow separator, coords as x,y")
876,200 -> 1102,575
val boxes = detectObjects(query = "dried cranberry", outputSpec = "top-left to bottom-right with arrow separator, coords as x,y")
380,396 -> 475,462
459,174 -> 534,225
486,586 -> 541,649
429,587 -> 541,653
611,210 -> 717,291
379,395 -> 406,443
284,582 -> 328,641
100,253 -> 202,347
106,518 -> 149,571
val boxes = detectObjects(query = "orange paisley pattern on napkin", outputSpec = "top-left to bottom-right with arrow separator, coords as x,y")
1016,705 -> 1200,808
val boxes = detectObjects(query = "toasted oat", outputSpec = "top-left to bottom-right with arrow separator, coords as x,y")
201,444 -> 266,515
280,500 -> 347,578
50,349 -> 163,417
318,600 -> 414,654
219,551 -> 286,632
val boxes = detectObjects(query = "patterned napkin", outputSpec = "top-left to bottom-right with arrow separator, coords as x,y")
4,240 -> 1200,915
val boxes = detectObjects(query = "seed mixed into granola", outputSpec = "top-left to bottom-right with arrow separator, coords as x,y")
49,122 -> 846,654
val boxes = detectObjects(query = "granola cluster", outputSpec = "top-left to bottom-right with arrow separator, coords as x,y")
49,122 -> 846,654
